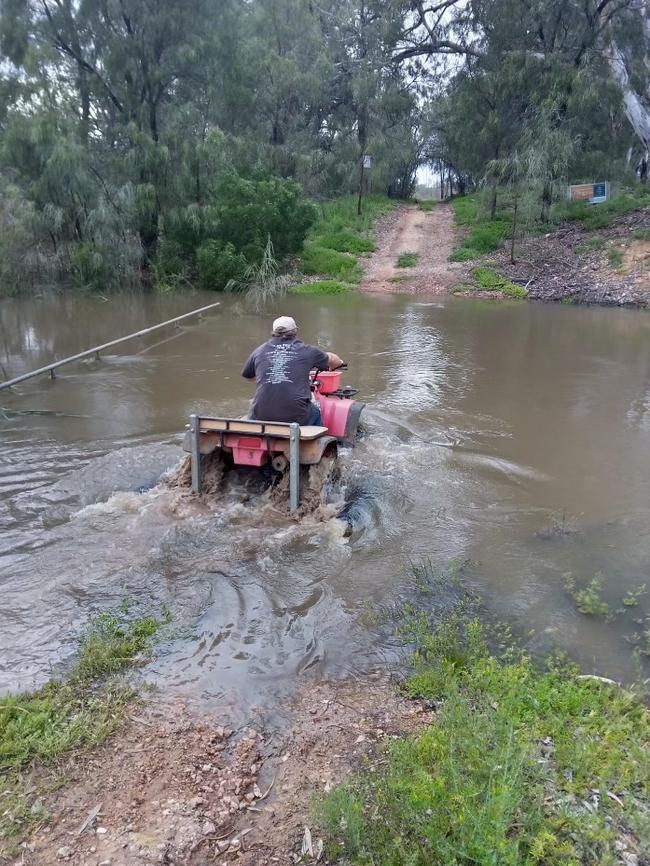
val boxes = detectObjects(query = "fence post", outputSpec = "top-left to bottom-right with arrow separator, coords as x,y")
190,414 -> 201,495
289,423 -> 300,512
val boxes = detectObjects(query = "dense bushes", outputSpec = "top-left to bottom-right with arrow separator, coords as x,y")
160,173 -> 318,290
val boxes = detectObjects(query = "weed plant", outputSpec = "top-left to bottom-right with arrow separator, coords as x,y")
564,573 -> 610,616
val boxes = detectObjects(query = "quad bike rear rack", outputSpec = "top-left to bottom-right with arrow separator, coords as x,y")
187,414 -> 332,512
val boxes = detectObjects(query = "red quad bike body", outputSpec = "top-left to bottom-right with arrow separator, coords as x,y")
183,366 -> 364,472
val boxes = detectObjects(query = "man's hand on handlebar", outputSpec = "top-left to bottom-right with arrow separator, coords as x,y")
326,351 -> 344,371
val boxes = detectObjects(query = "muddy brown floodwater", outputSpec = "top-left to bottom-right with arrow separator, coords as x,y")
1,292 -> 650,722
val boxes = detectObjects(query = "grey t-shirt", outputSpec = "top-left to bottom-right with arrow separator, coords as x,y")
242,337 -> 329,424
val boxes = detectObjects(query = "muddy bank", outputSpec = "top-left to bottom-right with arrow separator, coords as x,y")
17,675 -> 430,866
469,207 -> 650,307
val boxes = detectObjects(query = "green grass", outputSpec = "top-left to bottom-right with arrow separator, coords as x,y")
633,228 -> 650,241
319,615 -> 650,866
0,604 -> 166,850
301,243 -> 363,283
464,266 -> 528,299
556,188 -> 650,231
396,251 -> 419,268
608,247 -> 624,269
313,230 -> 375,254
576,236 -> 607,254
299,194 -> 396,286
450,188 -> 650,264
449,196 -> 511,261
289,280 -> 350,295
418,200 -> 436,212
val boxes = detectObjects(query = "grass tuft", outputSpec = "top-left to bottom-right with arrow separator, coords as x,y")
417,200 -> 436,212
608,246 -> 624,270
396,251 -> 419,268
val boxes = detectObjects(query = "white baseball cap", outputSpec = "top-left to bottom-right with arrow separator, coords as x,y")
272,315 -> 297,334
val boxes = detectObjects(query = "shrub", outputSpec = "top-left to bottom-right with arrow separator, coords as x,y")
71,242 -> 106,291
197,239 -> 247,290
213,173 -> 318,261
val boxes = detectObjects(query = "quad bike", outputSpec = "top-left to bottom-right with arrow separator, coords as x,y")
182,365 -> 364,511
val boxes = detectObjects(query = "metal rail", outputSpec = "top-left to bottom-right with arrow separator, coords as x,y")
0,301 -> 221,392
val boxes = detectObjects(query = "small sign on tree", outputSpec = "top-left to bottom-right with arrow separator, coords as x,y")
362,154 -> 373,170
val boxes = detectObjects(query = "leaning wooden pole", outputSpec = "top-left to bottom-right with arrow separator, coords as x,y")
0,302 -> 221,392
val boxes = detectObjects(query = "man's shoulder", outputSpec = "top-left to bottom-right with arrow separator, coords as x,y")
251,340 -> 274,355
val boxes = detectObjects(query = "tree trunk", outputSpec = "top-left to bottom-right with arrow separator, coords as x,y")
609,28 -> 650,159
78,70 -> 90,145
510,193 -> 519,265
357,156 -> 365,215
489,184 -> 498,220
541,183 -> 552,222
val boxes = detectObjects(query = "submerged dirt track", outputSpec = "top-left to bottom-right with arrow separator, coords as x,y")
359,203 -> 457,294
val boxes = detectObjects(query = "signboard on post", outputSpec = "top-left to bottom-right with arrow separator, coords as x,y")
362,154 -> 373,170
568,182 -> 609,204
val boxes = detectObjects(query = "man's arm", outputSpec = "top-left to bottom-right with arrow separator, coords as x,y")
241,352 -> 256,380
326,351 -> 344,370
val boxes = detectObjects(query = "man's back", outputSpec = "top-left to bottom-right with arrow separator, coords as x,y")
242,336 -> 329,424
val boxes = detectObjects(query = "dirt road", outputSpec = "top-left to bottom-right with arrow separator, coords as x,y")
22,676 -> 430,866
360,203 -> 456,294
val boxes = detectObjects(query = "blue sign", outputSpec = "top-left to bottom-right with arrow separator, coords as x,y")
592,182 -> 607,202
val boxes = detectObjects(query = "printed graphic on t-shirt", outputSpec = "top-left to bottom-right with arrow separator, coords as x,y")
264,343 -> 295,385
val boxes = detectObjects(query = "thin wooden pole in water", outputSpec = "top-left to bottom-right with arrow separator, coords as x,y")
0,301 -> 221,392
